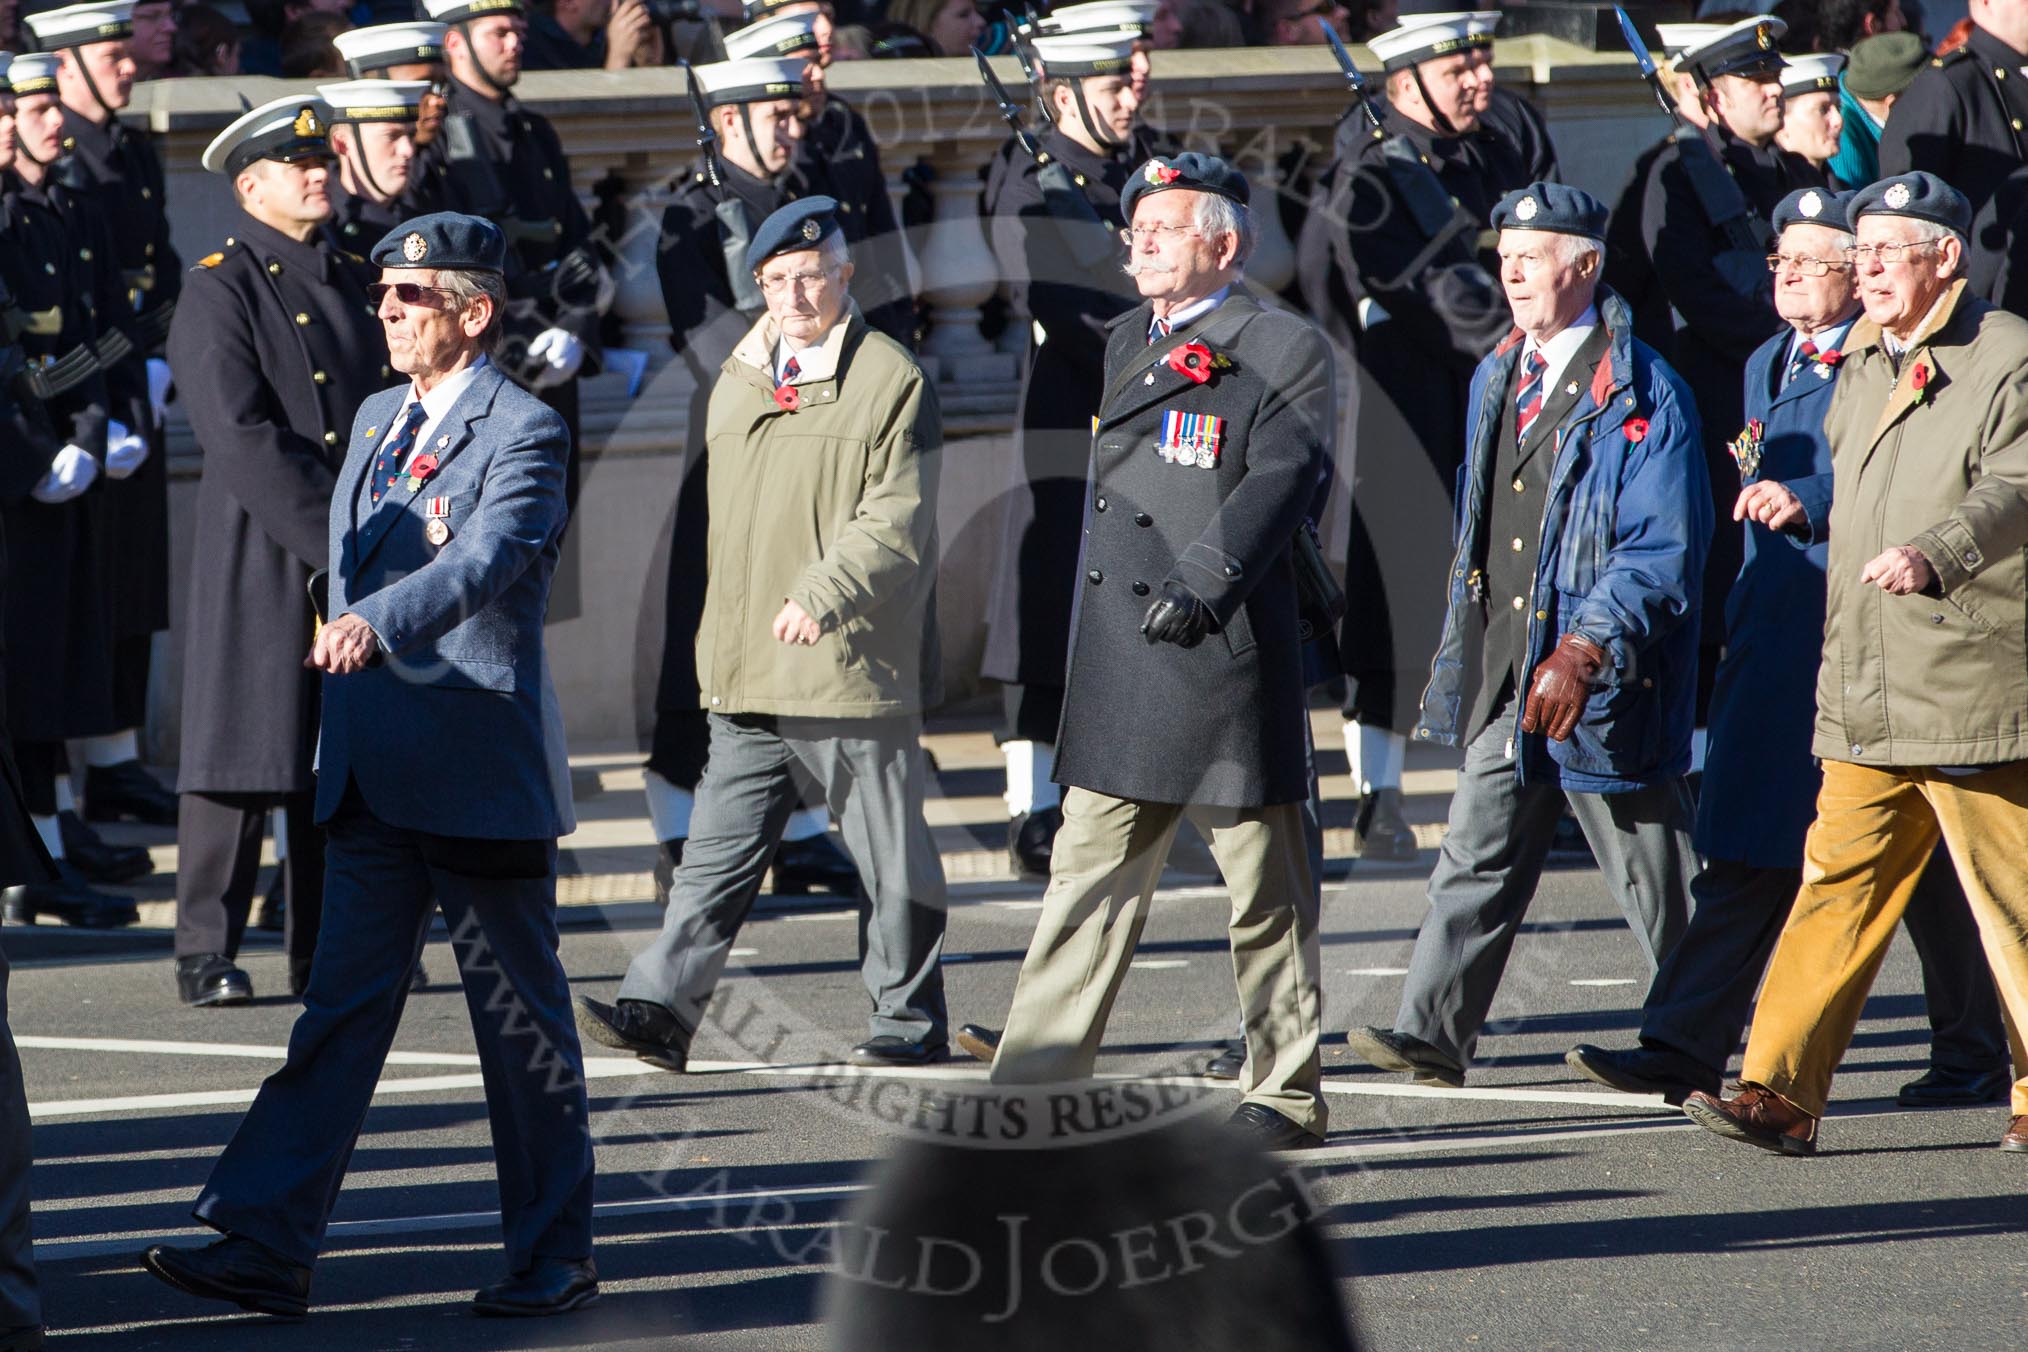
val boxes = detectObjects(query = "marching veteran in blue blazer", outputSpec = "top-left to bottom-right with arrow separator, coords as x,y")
1568,188 -> 2009,1107
142,212 -> 597,1320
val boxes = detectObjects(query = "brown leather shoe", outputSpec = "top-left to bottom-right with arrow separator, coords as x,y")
1682,1085 -> 1819,1156
2002,1115 -> 2028,1153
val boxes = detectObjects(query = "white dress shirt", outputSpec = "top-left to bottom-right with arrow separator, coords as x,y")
1521,304 -> 1600,393
377,355 -> 491,471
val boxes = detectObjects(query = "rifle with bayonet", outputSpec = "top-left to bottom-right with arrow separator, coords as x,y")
681,58 -> 766,315
1319,19 -> 1386,142
973,46 -> 1115,270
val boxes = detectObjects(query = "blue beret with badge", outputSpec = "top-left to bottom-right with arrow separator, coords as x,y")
371,211 -> 508,273
1119,152 -> 1250,220
1490,181 -> 1608,241
1772,187 -> 1856,236
1849,171 -> 1972,237
745,196 -> 842,273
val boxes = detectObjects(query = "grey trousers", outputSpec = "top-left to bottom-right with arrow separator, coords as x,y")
1395,704 -> 1696,1065
0,941 -> 39,1333
619,713 -> 948,1043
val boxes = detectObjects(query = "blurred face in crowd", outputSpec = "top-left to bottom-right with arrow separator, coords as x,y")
1391,52 -> 1486,135
1498,228 -> 1600,344
1466,46 -> 1494,115
451,15 -> 525,91
776,1 -> 836,64
1771,222 -> 1859,333
0,92 -> 16,171
333,121 -> 417,204
1852,214 -> 1963,340
13,91 -> 65,166
716,98 -> 803,176
1150,0 -> 1181,49
1271,0 -> 1348,44
1124,189 -> 1240,307
758,244 -> 852,347
237,154 -> 334,237
1705,69 -> 1783,145
380,268 -> 494,380
129,0 -> 177,69
927,0 -> 984,55
57,40 -> 137,115
383,60 -> 449,145
1777,90 -> 1843,164
1054,73 -> 1138,152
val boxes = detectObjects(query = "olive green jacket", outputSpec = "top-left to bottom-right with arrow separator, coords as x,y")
1813,278 -> 2028,766
693,304 -> 942,718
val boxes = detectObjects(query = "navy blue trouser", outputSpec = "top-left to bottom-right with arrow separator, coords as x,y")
0,940 -> 39,1333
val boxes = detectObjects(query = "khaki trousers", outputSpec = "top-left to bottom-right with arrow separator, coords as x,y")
989,787 -> 1326,1135
1742,759 -> 2028,1117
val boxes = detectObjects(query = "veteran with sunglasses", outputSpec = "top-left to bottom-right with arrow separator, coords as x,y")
146,210 -> 597,1318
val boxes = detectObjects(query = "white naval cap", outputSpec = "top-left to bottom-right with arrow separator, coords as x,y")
418,0 -> 523,25
1033,1 -> 1158,37
5,51 -> 59,96
1367,13 -> 1482,72
722,11 -> 819,62
332,22 -> 449,76
1030,30 -> 1138,79
1780,52 -> 1845,98
317,79 -> 432,124
24,1 -> 135,50
201,95 -> 332,176
1652,22 -> 1722,57
692,55 -> 804,107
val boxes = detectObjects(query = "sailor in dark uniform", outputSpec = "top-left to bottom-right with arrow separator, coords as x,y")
0,51 -> 138,929
332,21 -> 452,151
1640,15 -> 1821,747
979,28 -> 1144,877
1774,54 -> 1849,186
1296,13 -> 1529,860
165,94 -> 388,1007
410,0 -> 608,510
643,53 -> 863,901
1464,10 -> 1560,181
26,1 -> 182,832
320,78 -> 430,251
1876,2 -> 2028,312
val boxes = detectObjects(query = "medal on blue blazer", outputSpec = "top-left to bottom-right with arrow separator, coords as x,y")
1727,418 -> 1765,480
1158,410 -> 1223,468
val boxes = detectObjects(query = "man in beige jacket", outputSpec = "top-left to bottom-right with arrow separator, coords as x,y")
1684,172 -> 2028,1157
575,196 -> 949,1071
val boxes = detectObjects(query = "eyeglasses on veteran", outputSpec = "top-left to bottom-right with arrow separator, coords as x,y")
1764,253 -> 1852,276
366,281 -> 461,307
1118,223 -> 1203,246
756,267 -> 840,295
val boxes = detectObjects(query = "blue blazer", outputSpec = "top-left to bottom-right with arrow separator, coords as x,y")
314,361 -> 576,840
1696,326 -> 1838,867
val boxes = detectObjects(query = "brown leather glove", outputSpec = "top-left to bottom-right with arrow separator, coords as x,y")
1520,634 -> 1607,742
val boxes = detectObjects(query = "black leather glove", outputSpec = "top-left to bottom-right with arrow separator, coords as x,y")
1141,582 -> 1215,648
1520,634 -> 1607,742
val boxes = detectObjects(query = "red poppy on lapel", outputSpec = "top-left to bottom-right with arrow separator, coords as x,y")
1910,362 -> 1930,401
774,384 -> 800,411
1622,416 -> 1649,443
1166,341 -> 1215,384
1817,349 -> 1843,367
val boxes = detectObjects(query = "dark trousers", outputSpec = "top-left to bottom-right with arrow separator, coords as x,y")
175,791 -> 323,981
0,942 -> 39,1333
193,789 -> 593,1271
1640,848 -> 2009,1076
110,633 -> 152,731
11,746 -> 60,819
995,682 -> 1064,747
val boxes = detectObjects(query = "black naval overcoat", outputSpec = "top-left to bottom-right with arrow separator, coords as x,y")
167,216 -> 387,794
801,95 -> 916,340
1053,290 -> 1330,809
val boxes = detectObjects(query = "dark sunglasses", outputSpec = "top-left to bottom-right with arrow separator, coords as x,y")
367,281 -> 458,308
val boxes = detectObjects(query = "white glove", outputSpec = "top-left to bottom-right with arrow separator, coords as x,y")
527,327 -> 584,388
146,357 -> 175,429
104,419 -> 149,479
30,444 -> 99,503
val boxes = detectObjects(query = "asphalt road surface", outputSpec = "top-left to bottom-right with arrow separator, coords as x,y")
9,855 -> 2025,1350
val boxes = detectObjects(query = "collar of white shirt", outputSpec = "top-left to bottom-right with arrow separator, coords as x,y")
1149,286 -> 1231,341
1521,304 -> 1599,394
1792,317 -> 1856,365
387,355 -> 491,462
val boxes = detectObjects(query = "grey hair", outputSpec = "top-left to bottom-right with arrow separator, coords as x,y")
1190,191 -> 1255,268
819,230 -> 852,272
1554,233 -> 1606,273
1899,219 -> 1967,250
433,267 -> 508,354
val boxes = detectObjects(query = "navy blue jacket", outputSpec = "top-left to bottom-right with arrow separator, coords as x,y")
1415,288 -> 1712,792
1696,323 -> 1840,866
316,363 -> 576,840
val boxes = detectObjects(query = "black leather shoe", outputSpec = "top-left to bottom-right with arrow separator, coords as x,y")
1898,1064 -> 2013,1108
574,995 -> 690,1071
1008,807 -> 1062,878
771,833 -> 863,898
3,865 -> 139,928
473,1256 -> 598,1317
955,1023 -> 1000,1063
177,954 -> 253,1007
848,1035 -> 950,1067
83,760 -> 179,827
253,872 -> 285,932
1566,1044 -> 1718,1105
0,1325 -> 44,1351
653,839 -> 682,910
1226,1103 -> 1324,1150
1342,1026 -> 1465,1087
57,811 -> 152,883
1350,789 -> 1419,862
141,1235 -> 311,1317
1204,1042 -> 1246,1081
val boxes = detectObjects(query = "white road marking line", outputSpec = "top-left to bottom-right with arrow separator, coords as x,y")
16,1035 -> 482,1065
1343,966 -> 1409,976
1319,1080 -> 1674,1111
1569,978 -> 1639,987
1130,959 -> 1191,970
730,948 -> 760,958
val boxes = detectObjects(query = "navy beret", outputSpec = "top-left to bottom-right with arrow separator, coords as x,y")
1772,187 -> 1855,236
1849,172 -> 1972,237
1120,152 -> 1250,220
1490,181 -> 1608,241
746,195 -> 842,273
372,211 -> 507,273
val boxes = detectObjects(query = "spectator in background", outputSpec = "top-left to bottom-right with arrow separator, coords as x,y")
174,5 -> 243,77
0,0 -> 20,52
881,0 -> 984,55
831,21 -> 872,57
1259,0 -> 1348,44
1815,0 -> 1908,50
522,0 -> 658,69
1345,0 -> 1397,42
1150,0 -> 1247,47
280,12 -> 352,78
130,0 -> 178,80
1831,30 -> 1924,185
243,0 -> 352,77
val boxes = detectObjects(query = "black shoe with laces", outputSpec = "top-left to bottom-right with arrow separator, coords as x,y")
574,995 -> 691,1071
